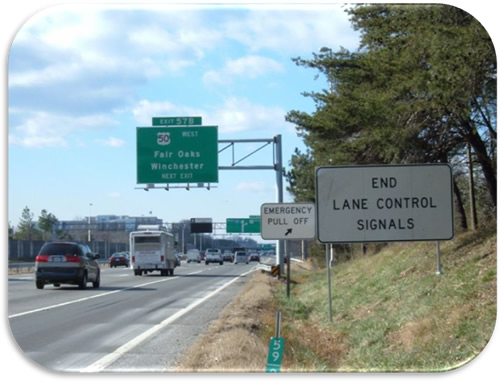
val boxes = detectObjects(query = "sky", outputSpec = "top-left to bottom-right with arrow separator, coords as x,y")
7,2 -> 362,233
4,0 -> 499,242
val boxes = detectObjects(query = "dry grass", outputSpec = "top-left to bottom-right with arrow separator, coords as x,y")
174,226 -> 496,372
174,271 -> 278,372
387,317 -> 434,351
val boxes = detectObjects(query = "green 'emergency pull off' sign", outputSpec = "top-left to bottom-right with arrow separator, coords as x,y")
136,126 -> 218,184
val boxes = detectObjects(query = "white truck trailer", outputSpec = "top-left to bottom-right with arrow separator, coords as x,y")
129,225 -> 177,276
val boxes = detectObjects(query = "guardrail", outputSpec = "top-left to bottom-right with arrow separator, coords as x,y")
8,260 -> 109,273
257,263 -> 272,272
8,262 -> 35,273
258,257 -> 305,278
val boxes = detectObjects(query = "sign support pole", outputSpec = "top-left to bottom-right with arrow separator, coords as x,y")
265,311 -> 284,373
436,241 -> 442,275
275,135 -> 284,276
275,311 -> 281,337
326,243 -> 333,323
285,240 -> 290,298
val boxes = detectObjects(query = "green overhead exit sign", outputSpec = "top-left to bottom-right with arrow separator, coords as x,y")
136,126 -> 218,184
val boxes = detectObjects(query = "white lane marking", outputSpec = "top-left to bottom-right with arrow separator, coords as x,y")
8,270 -> 203,319
81,267 -> 256,373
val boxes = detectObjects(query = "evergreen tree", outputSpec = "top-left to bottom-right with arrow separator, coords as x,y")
286,4 -> 496,221
38,209 -> 59,240
16,206 -> 40,240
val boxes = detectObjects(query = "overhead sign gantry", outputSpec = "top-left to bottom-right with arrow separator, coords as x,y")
135,116 -> 286,269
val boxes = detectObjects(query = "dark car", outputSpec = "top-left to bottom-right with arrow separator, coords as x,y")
249,252 -> 260,262
109,252 -> 130,268
35,241 -> 101,289
174,253 -> 181,267
222,251 -> 234,262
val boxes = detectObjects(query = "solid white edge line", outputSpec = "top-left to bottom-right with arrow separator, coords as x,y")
81,266 -> 256,373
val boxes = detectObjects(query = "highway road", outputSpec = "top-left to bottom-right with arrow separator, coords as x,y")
8,261 -> 259,373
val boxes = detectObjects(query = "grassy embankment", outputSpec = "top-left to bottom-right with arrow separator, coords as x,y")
175,226 -> 496,372
269,226 -> 496,372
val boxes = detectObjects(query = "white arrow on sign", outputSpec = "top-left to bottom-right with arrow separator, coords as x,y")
260,203 -> 316,240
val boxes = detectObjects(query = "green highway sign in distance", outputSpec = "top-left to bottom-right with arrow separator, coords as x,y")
226,217 -> 261,233
259,244 -> 276,251
152,116 -> 202,126
136,126 -> 218,184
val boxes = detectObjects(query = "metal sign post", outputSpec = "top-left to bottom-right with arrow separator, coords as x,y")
326,243 -> 333,323
266,311 -> 284,373
285,240 -> 290,298
436,241 -> 442,275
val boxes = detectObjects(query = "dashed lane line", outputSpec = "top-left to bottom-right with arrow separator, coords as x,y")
8,270 -> 204,319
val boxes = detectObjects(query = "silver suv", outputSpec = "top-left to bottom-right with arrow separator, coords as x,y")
35,241 -> 101,289
205,248 -> 223,265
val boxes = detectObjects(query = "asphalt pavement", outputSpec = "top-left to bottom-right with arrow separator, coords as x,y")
7,260 -> 258,373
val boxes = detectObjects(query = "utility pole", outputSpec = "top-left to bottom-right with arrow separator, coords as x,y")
275,135 -> 284,275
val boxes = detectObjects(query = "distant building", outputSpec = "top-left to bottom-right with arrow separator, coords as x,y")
56,215 -> 163,243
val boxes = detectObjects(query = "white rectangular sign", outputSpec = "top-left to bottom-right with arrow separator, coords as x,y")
315,164 -> 454,243
261,203 -> 315,240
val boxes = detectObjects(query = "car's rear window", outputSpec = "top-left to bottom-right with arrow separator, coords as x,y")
134,236 -> 160,244
39,243 -> 81,256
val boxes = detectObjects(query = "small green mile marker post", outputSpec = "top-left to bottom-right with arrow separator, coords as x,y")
265,337 -> 285,373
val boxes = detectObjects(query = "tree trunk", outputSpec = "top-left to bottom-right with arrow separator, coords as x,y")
466,127 -> 497,208
453,178 -> 468,231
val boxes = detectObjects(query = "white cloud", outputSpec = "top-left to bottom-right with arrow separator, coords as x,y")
132,97 -> 288,134
165,59 -> 196,73
132,100 -> 202,125
203,55 -> 284,86
210,97 -> 287,134
9,6 -> 356,149
223,7 -> 359,53
235,181 -> 274,193
17,8 -> 105,49
107,192 -> 121,199
95,137 -> 125,147
125,12 -> 222,62
128,26 -> 176,54
8,111 -> 118,148
9,62 -> 82,87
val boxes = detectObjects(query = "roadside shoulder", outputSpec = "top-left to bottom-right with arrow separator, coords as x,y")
174,271 -> 277,372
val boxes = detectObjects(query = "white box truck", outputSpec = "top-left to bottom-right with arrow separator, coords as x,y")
130,225 -> 177,276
